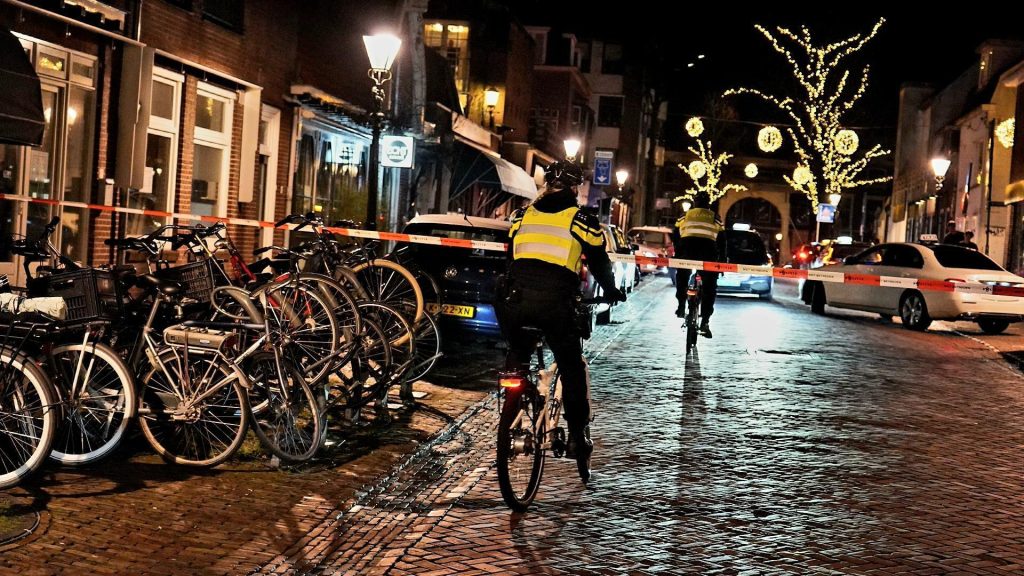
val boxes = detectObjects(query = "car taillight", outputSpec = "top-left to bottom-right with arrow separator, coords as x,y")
798,251 -> 809,261
499,376 -> 524,388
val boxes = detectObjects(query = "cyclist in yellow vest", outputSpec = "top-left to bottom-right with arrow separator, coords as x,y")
501,160 -> 625,477
672,195 -> 723,337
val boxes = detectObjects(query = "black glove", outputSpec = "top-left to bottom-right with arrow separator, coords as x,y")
606,288 -> 627,303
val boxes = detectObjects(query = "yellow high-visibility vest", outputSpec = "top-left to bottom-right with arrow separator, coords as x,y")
510,205 -> 602,273
676,208 -> 721,241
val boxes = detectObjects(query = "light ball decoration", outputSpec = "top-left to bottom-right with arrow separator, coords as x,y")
685,117 -> 705,138
757,126 -> 783,153
996,118 -> 1015,149
744,163 -> 758,178
793,164 -> 812,185
687,160 -> 706,180
834,129 -> 859,155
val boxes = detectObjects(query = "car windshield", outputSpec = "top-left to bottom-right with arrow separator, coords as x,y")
931,245 -> 1004,270
827,243 -> 871,261
722,231 -> 769,265
405,224 -> 506,243
636,231 -> 666,246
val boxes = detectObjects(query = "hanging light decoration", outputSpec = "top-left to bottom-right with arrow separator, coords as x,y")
793,164 -> 812,185
688,160 -> 706,180
685,117 -> 705,138
744,163 -> 758,178
834,129 -> 859,155
996,118 -> 1015,149
757,126 -> 783,152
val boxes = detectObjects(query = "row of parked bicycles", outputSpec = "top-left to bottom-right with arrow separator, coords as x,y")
0,213 -> 444,489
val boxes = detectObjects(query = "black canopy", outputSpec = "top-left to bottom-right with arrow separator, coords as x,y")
0,27 -> 43,147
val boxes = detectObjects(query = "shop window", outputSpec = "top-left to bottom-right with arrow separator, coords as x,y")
191,82 -> 234,218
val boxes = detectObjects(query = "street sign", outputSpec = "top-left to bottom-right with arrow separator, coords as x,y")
817,203 -> 836,223
380,135 -> 414,168
593,157 -> 611,186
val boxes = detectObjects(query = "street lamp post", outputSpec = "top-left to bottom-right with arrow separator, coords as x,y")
362,33 -> 402,230
484,87 -> 499,131
930,156 -> 951,236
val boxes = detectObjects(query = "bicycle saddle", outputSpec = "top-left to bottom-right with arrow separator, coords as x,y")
136,274 -> 185,296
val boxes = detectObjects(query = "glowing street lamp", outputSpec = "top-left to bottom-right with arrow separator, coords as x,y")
930,157 -> 951,190
828,192 -> 842,206
681,200 -> 692,212
484,87 -> 499,131
563,138 -> 581,161
362,32 -> 402,230
615,169 -> 629,192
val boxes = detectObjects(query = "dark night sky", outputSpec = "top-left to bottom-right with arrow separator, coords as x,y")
498,4 -> 1024,128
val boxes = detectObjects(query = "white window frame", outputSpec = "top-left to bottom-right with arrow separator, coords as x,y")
193,81 -> 235,218
146,68 -> 183,220
258,105 -> 280,246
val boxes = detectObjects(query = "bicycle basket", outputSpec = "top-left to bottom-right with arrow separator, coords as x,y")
155,259 -> 215,303
27,268 -> 122,326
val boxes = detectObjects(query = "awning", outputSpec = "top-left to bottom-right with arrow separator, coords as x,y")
450,140 -> 538,201
0,27 -> 44,147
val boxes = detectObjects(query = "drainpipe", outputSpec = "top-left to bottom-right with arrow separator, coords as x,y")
132,0 -> 143,40
984,118 -> 995,255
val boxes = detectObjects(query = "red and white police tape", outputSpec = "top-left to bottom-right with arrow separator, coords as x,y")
3,193 -> 1021,298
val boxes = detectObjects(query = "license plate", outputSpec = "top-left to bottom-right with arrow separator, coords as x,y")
427,303 -> 476,318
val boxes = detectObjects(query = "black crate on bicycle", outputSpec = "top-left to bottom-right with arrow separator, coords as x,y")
27,268 -> 122,325
154,259 -> 215,304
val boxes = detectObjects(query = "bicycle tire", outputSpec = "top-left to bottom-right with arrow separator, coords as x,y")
497,387 -> 546,512
349,259 -> 424,328
138,348 -> 249,467
686,294 -> 699,352
247,352 -> 324,463
48,341 -> 136,466
254,282 -> 340,384
0,352 -> 58,489
405,313 -> 442,383
414,269 -> 443,319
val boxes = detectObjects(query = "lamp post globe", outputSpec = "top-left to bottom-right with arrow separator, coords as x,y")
363,32 -> 402,230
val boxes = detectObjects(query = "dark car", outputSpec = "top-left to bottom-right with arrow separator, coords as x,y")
402,214 -> 510,340
716,228 -> 773,300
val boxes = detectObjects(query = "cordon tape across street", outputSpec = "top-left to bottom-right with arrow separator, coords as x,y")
4,193 -> 1022,299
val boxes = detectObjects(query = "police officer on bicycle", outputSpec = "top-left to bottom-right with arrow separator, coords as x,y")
499,159 -> 626,476
672,194 -> 723,338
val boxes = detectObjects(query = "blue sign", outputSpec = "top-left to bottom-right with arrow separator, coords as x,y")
817,203 -> 836,223
593,157 -> 612,186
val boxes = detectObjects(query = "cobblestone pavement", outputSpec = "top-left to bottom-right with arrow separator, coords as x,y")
256,277 -> 1024,575
3,276 -> 1024,575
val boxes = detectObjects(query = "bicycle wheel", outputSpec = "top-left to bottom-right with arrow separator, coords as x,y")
335,317 -> 394,410
685,289 -> 700,352
49,341 -> 135,466
414,269 -> 443,318
246,352 -> 324,463
350,259 -> 424,327
497,386 -> 546,512
298,273 -> 362,365
357,302 -> 415,365
256,282 -> 340,383
139,348 -> 249,467
0,353 -> 58,489
406,313 -> 442,383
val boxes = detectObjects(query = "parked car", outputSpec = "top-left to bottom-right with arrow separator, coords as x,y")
627,225 -> 674,275
717,228 -> 773,300
402,214 -> 510,340
803,242 -> 1024,333
604,224 -> 637,293
798,237 -> 873,300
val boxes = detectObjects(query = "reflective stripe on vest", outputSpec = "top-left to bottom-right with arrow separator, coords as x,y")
512,206 -> 584,273
680,208 -> 719,240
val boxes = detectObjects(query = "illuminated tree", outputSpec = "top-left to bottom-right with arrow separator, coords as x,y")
724,19 -> 891,210
674,137 -> 747,205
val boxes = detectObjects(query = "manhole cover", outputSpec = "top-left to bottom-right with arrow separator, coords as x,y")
0,496 -> 39,546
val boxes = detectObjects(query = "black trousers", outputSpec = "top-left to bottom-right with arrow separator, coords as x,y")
498,284 -> 590,435
673,236 -> 719,321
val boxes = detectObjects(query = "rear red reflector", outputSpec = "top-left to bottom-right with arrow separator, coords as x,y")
500,377 -> 524,388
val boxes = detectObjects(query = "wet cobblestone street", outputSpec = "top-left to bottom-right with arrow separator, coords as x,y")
3,278 -> 1024,575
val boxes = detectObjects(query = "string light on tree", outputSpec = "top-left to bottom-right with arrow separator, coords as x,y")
685,117 -> 705,138
674,138 -> 747,206
725,18 -> 891,212
687,160 -> 706,179
745,163 -> 758,178
793,164 -> 812,185
757,126 -> 783,152
996,118 -> 1015,149
834,129 -> 859,155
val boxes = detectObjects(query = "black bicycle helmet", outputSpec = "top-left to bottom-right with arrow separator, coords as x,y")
543,160 -> 585,189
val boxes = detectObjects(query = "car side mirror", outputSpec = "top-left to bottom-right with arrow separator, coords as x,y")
843,256 -> 858,265
630,243 -> 640,251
